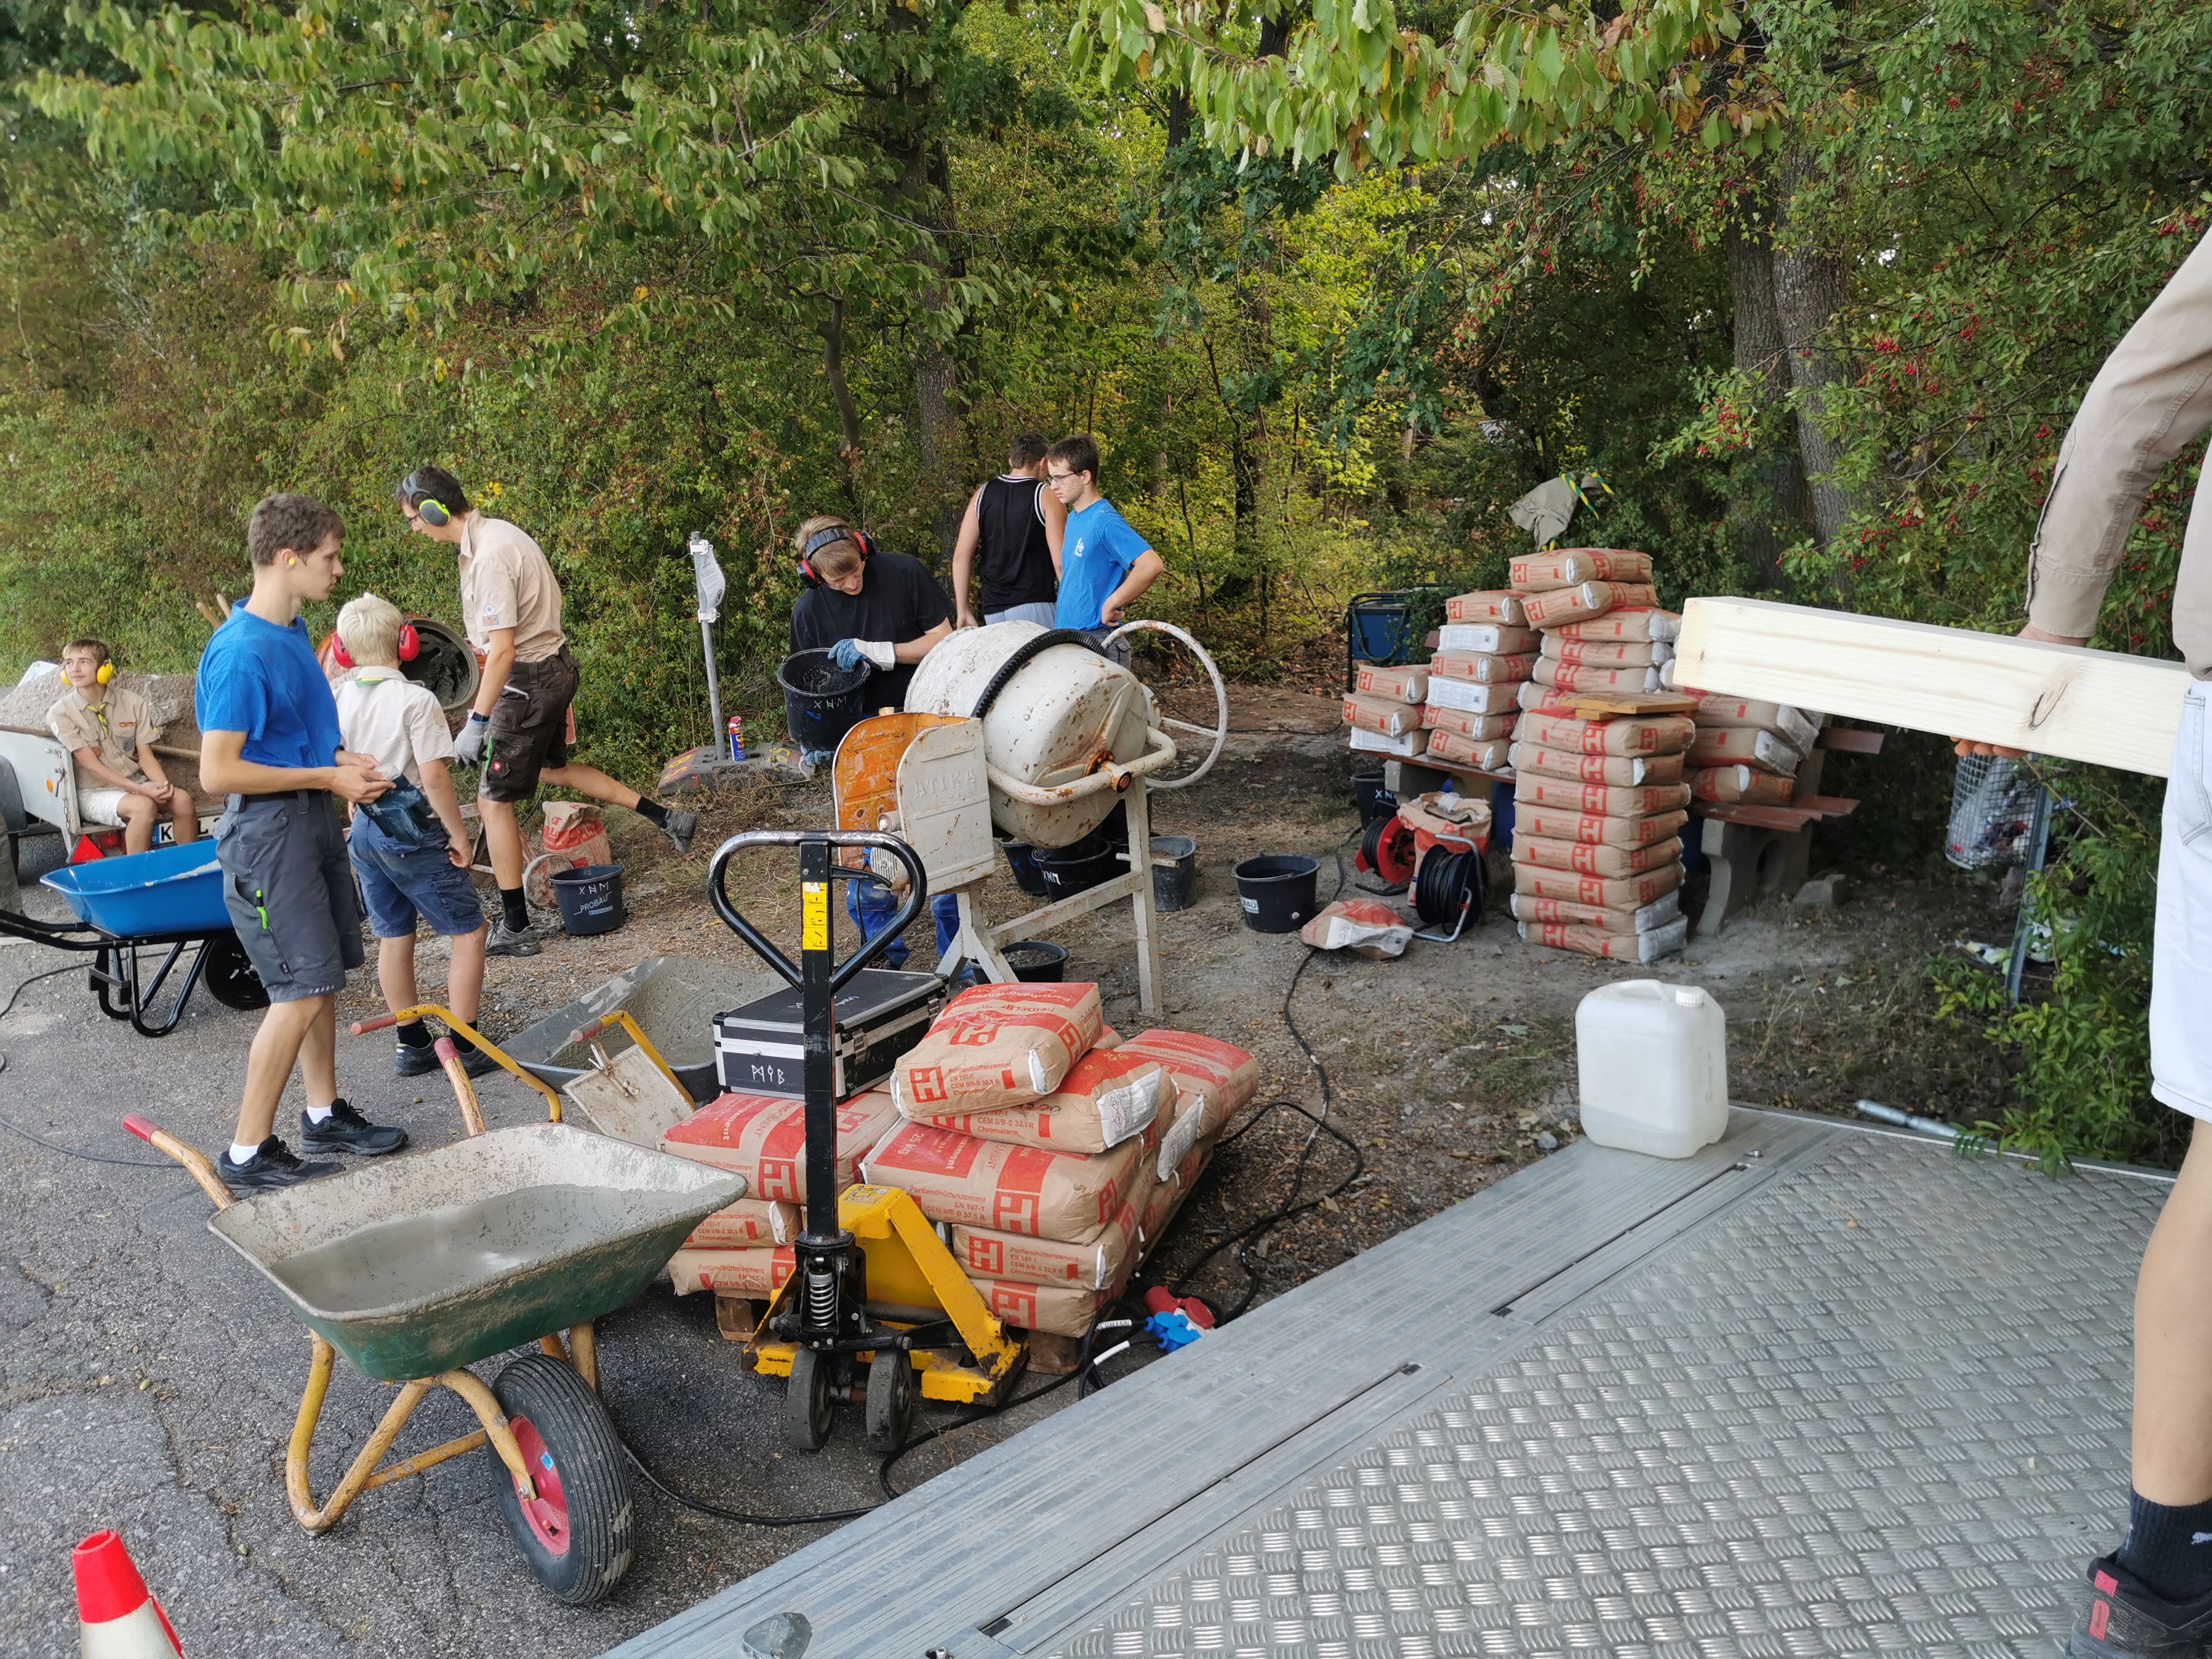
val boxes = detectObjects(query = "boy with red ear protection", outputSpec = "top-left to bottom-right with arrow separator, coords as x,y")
49,637 -> 197,855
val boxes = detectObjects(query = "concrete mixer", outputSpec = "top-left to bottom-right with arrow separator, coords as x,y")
831,621 -> 1227,1015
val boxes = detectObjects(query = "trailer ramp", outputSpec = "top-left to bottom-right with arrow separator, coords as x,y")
610,1108 -> 2165,1658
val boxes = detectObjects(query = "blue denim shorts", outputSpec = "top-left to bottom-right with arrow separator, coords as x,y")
348,809 -> 486,939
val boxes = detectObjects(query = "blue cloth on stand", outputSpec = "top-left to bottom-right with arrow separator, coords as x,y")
847,877 -> 959,970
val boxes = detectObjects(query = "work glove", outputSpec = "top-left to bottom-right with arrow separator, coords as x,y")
831,638 -> 895,672
452,713 -> 491,767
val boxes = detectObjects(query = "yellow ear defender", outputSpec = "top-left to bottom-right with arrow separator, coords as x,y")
96,662 -> 115,685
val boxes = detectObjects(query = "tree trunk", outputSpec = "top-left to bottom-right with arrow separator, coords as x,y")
1773,149 -> 1862,554
1724,186 -> 1809,594
906,141 -> 967,568
817,300 -> 863,451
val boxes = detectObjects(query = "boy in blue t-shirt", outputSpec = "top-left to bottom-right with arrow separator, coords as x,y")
1045,434 -> 1165,656
196,494 -> 412,1190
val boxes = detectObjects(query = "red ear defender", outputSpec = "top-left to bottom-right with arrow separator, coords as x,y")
398,623 -> 420,662
332,637 -> 354,669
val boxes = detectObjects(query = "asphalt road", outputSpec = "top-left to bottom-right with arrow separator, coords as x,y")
0,930 -> 1081,1657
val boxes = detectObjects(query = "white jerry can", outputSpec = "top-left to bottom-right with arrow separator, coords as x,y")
1575,979 -> 1729,1158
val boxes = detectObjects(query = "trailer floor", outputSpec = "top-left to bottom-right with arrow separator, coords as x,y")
612,1109 -> 2162,1659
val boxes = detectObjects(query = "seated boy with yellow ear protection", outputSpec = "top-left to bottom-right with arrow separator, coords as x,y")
48,638 -> 198,856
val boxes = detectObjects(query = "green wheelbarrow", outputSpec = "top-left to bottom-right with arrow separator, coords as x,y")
125,1051 -> 743,1604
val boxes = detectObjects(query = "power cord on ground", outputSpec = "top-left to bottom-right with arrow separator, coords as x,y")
0,962 -> 179,1169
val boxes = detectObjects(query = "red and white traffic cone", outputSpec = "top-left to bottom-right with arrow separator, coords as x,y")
72,1530 -> 182,1657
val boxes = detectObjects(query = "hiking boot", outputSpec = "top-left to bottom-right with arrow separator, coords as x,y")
298,1099 -> 409,1157
2069,1554 -> 2212,1656
486,916 -> 542,957
218,1136 -> 337,1191
663,808 -> 699,854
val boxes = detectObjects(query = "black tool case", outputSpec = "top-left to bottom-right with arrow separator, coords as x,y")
713,968 -> 945,1100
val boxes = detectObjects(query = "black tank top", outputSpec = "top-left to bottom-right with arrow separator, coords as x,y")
975,476 -> 1057,612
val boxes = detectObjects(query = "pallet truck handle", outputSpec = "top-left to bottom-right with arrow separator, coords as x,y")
706,829 -> 929,994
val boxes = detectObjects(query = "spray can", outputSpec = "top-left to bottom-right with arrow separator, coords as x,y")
728,715 -> 746,763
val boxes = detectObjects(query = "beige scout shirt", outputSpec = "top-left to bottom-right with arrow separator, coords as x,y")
458,514 -> 566,663
2027,229 -> 2212,675
47,686 -> 157,785
332,669 -> 454,789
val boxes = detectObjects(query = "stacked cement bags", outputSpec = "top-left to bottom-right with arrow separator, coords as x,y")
1343,661 -> 1430,760
1684,695 -> 1820,807
1423,591 -> 1536,770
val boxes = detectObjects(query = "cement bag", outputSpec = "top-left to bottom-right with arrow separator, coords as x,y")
1510,549 -> 1654,590
975,1278 -> 1116,1338
1515,681 -> 1584,717
1509,742 -> 1682,787
1512,774 -> 1693,817
1517,806 -> 1689,848
888,981 -> 1102,1115
1137,1142 -> 1213,1265
1425,728 -> 1511,770
1426,677 -> 1519,716
1548,607 -> 1682,643
1510,831 -> 1683,879
1514,861 -> 1683,910
953,1195 -> 1140,1292
1429,651 -> 1537,685
1342,691 -> 1419,737
1515,712 -> 1696,757
662,1090 -> 900,1203
1687,725 -> 1800,775
683,1198 -> 799,1249
1150,1083 -> 1208,1182
1690,765 -> 1795,806
1298,897 -> 1413,959
1510,889 -> 1681,933
1530,657 -> 1665,694
1520,916 -> 1689,962
913,1049 -> 1170,1154
1437,622 -> 1540,655
1349,726 -> 1428,756
1115,1029 -> 1259,1138
1445,589 -> 1526,625
1352,662 -> 1429,702
1695,697 -> 1818,751
1541,635 -> 1669,668
1421,705 -> 1514,741
1521,581 -> 1657,628
668,1245 -> 794,1298
859,1119 -> 1155,1242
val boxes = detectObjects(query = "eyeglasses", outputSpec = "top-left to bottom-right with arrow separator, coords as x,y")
1047,471 -> 1083,486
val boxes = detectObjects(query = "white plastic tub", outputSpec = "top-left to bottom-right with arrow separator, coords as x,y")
1575,979 -> 1729,1158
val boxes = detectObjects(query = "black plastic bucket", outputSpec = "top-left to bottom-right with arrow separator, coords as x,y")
1151,835 -> 1198,912
777,648 -> 873,755
1039,843 -> 1119,901
1001,940 -> 1068,982
1352,771 -> 1395,824
1233,854 -> 1319,933
1001,841 -> 1049,898
550,863 -> 626,936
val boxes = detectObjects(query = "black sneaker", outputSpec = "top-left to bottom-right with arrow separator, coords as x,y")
2070,1554 -> 2212,1655
663,808 -> 698,854
218,1136 -> 337,1191
394,1040 -> 442,1078
299,1099 -> 409,1157
486,917 -> 541,957
455,1039 -> 502,1079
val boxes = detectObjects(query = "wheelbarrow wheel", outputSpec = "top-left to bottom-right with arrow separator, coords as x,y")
489,1354 -> 635,1604
786,1347 -> 833,1451
864,1347 -> 916,1453
202,934 -> 270,1011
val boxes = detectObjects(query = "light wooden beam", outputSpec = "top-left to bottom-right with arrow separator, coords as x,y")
1674,597 -> 2191,777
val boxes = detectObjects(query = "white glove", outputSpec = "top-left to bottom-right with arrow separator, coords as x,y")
452,714 -> 491,767
857,640 -> 895,670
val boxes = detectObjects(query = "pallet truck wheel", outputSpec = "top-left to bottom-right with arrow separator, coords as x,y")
488,1354 -> 635,1604
786,1347 -> 834,1451
202,934 -> 270,1011
864,1348 -> 916,1452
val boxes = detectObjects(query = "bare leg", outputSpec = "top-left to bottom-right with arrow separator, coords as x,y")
2134,1116 -> 2212,1503
478,797 -> 526,889
167,792 -> 199,845
538,762 -> 640,814
445,923 -> 488,1026
297,997 -> 340,1111
375,936 -> 418,1024
118,794 -> 154,856
235,994 -> 332,1146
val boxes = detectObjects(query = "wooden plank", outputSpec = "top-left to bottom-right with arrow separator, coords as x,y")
1568,691 -> 1700,719
1675,597 -> 2191,777
1814,725 -> 1885,755
1788,794 -> 1860,817
1696,802 -> 1825,832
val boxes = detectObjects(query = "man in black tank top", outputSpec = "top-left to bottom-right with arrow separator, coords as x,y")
951,432 -> 1065,629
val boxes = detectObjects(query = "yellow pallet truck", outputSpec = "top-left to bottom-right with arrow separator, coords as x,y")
706,829 -> 1025,1451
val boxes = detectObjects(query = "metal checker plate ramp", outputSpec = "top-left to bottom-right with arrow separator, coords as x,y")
1051,1128 -> 2155,1659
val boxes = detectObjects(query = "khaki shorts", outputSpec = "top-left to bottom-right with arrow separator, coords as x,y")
482,648 -> 580,804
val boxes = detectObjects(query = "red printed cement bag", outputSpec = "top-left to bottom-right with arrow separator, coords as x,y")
1425,729 -> 1512,770
1512,774 -> 1692,818
1510,549 -> 1654,591
662,1090 -> 901,1203
1530,657 -> 1666,694
974,1278 -> 1114,1339
1436,622 -> 1541,655
953,1199 -> 1139,1292
1421,705 -> 1514,741
1687,725 -> 1801,775
1298,897 -> 1413,959
1517,806 -> 1690,848
1508,743 -> 1682,786
1547,607 -> 1682,643
914,1050 -> 1170,1155
1510,831 -> 1683,878
1116,1029 -> 1258,1139
1509,889 -> 1681,933
888,982 -> 1102,1114
1426,677 -> 1520,716
1521,581 -> 1657,628
1445,589 -> 1526,625
1353,663 -> 1429,702
1429,651 -> 1537,685
667,1245 -> 794,1298
1514,860 -> 1683,910
1542,635 -> 1668,668
1694,697 -> 1818,751
1519,917 -> 1690,962
1515,681 -> 1584,717
1342,691 -> 1419,737
859,1119 -> 1153,1242
1690,765 -> 1796,805
1514,712 -> 1696,757
683,1198 -> 799,1249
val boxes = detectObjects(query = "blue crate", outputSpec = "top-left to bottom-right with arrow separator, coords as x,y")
42,841 -> 232,937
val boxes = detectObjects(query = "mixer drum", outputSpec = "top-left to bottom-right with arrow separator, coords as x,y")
903,622 -> 1157,850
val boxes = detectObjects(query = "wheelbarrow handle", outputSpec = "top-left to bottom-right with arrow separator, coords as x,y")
122,1114 -> 236,1212
350,1014 -> 398,1036
706,830 -> 928,995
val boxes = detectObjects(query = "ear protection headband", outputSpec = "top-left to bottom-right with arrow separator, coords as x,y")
95,661 -> 115,685
796,526 -> 876,589
400,471 -> 455,529
331,623 -> 421,671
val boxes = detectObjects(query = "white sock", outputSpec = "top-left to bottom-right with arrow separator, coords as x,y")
229,1141 -> 262,1165
304,1103 -> 335,1125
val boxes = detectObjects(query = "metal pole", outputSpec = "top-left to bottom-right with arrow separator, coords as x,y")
2006,782 -> 2053,1005
798,835 -> 839,1246
699,615 -> 725,754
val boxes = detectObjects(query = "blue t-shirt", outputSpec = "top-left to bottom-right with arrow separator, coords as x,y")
1055,499 -> 1153,631
195,606 -> 344,771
